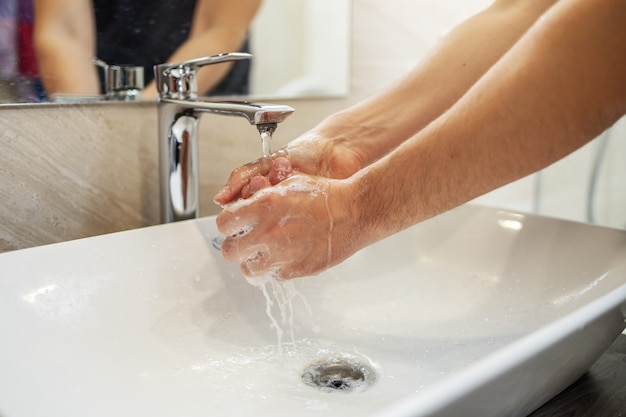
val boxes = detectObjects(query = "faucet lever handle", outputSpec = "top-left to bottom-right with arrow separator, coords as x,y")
155,52 -> 252,99
161,52 -> 252,74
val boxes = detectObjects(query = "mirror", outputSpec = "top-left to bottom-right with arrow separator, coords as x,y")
0,0 -> 350,104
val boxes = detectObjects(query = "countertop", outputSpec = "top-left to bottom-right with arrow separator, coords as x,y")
529,334 -> 626,416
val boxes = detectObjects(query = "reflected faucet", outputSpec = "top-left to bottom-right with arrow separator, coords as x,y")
53,58 -> 144,102
155,53 -> 294,223
93,58 -> 144,100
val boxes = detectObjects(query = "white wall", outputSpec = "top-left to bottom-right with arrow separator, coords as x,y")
250,0 -> 350,98
532,119 -> 626,229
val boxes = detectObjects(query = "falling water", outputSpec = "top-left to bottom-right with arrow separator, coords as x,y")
212,236 -> 312,351
260,130 -> 273,158
257,123 -> 277,158
247,274 -> 313,353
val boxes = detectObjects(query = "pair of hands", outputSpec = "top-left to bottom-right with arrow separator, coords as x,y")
213,132 -> 365,280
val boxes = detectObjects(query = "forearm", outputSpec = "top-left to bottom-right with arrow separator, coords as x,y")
36,41 -> 99,96
216,0 -> 626,280
351,0 -> 626,248
33,0 -> 99,96
323,0 -> 558,167
213,1 -> 559,205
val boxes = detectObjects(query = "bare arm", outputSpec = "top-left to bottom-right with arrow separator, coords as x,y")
33,0 -> 99,97
214,0 -> 558,204
351,0 -> 626,249
143,0 -> 261,99
216,0 -> 626,279
321,0 -> 561,167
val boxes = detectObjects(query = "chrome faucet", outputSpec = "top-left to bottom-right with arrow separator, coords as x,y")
93,58 -> 144,100
52,58 -> 144,102
155,53 -> 294,223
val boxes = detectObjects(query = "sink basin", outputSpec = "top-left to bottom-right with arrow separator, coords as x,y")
1,204 -> 625,417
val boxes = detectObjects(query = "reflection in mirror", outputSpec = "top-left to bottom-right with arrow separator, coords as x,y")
0,0 -> 350,105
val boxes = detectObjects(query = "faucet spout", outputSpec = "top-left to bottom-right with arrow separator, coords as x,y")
161,98 -> 294,125
155,54 -> 295,224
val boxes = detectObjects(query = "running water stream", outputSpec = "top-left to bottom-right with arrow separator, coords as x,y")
259,125 -> 275,158
246,273 -> 313,352
211,237 -> 313,351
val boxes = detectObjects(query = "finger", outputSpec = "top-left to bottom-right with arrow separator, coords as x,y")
268,156 -> 293,185
215,205 -> 258,237
239,251 -> 277,278
219,209 -> 274,267
238,241 -> 312,280
213,157 -> 272,205
236,240 -> 290,279
241,175 -> 270,199
248,174 -> 270,195
221,233 -> 269,264
240,182 -> 252,199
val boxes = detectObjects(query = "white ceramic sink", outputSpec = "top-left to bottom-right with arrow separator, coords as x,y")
1,205 -> 625,417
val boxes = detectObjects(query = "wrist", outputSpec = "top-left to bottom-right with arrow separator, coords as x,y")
315,109 -> 397,169
326,174 -> 385,268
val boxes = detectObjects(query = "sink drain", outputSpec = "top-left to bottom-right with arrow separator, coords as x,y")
302,358 -> 376,393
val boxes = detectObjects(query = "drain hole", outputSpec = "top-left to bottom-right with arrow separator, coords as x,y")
302,358 -> 376,393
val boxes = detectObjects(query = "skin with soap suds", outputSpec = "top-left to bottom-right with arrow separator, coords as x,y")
219,175 -> 332,279
215,0 -> 626,280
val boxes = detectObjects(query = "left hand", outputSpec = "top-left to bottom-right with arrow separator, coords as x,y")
215,174 -> 359,279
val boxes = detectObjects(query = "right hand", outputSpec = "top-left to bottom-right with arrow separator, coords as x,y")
216,173 -> 363,279
213,127 -> 366,206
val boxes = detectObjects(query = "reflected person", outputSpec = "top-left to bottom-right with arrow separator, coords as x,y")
214,0 -> 626,279
33,0 -> 261,100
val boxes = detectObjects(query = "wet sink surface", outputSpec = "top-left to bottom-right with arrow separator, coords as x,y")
0,205 -> 625,417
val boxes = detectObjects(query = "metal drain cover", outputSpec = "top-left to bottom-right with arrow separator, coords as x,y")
302,358 -> 376,393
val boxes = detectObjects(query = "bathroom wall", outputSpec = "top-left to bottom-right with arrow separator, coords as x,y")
0,103 -> 158,251
250,0 -> 350,97
1,0 -> 624,251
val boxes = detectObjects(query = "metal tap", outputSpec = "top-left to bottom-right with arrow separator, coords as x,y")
94,57 -> 144,100
52,58 -> 144,102
155,53 -> 294,223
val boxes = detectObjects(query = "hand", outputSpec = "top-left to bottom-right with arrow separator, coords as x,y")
213,118 -> 375,279
215,174 -> 360,279
237,156 -> 293,200
213,128 -> 366,206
